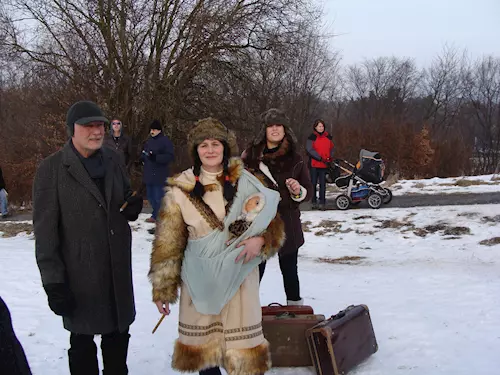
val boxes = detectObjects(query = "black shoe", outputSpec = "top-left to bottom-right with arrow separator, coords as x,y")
1,213 -> 10,219
319,204 -> 326,211
311,203 -> 318,210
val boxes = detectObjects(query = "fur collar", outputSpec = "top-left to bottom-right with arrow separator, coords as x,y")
167,157 -> 244,193
261,137 -> 291,162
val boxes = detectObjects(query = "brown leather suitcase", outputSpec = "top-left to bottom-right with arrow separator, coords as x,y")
262,311 -> 325,367
306,305 -> 378,375
262,302 -> 314,316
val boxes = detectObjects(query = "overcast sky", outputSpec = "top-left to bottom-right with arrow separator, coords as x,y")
321,0 -> 500,67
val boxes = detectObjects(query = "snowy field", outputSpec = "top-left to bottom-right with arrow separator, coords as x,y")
327,173 -> 500,198
1,205 -> 499,375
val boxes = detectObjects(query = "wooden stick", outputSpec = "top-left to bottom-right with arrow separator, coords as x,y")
120,191 -> 137,212
152,314 -> 166,334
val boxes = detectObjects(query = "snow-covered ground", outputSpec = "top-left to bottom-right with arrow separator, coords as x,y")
327,173 -> 500,198
1,206 -> 499,375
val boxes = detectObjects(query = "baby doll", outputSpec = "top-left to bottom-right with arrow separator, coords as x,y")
227,192 -> 266,245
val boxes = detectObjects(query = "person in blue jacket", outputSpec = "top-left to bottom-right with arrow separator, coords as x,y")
141,120 -> 175,223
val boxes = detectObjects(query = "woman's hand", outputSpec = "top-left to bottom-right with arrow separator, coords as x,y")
235,236 -> 265,264
285,178 -> 301,195
155,300 -> 170,315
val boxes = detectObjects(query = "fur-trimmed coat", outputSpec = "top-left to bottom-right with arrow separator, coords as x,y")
149,158 -> 285,375
243,138 -> 313,256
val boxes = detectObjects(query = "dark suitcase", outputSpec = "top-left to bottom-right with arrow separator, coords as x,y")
306,305 -> 378,375
262,302 -> 314,316
262,311 -> 325,367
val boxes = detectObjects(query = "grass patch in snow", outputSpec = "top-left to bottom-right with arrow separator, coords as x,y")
443,226 -> 471,236
317,256 -> 367,265
375,219 -> 415,230
457,212 -> 480,218
481,215 -> 500,224
424,223 -> 448,233
0,223 -> 33,238
302,221 -> 312,232
353,215 -> 373,221
313,220 -> 343,236
479,237 -> 500,246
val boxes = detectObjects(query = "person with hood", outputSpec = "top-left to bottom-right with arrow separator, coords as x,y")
149,118 -> 285,375
141,120 -> 175,223
242,108 -> 313,306
306,119 -> 334,210
104,118 -> 133,170
33,100 -> 143,375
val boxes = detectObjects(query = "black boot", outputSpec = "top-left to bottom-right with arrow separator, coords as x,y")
68,333 -> 99,375
101,330 -> 130,375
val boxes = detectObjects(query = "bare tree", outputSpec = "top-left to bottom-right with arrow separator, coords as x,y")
1,0 -> 314,140
462,55 -> 500,173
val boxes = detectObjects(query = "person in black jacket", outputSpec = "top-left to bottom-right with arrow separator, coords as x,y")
0,166 -> 9,218
140,120 -> 175,223
0,296 -> 32,375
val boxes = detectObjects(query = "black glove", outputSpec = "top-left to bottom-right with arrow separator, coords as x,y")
121,193 -> 143,221
43,283 -> 75,317
148,151 -> 156,162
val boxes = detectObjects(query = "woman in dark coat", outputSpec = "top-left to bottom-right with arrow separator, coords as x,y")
242,108 -> 313,305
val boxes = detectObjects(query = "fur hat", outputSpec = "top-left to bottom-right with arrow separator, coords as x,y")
187,117 -> 239,157
252,108 -> 298,145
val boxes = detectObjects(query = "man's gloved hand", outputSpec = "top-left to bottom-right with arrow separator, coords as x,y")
43,283 -> 75,317
148,151 -> 156,162
121,193 -> 143,221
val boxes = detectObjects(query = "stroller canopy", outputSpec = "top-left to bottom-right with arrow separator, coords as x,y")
359,149 -> 381,169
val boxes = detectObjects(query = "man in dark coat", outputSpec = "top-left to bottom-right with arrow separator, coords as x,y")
140,120 -> 175,223
33,100 -> 143,375
103,118 -> 133,171
0,296 -> 32,375
242,108 -> 313,306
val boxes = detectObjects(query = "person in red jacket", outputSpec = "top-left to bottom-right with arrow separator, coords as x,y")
306,119 -> 334,210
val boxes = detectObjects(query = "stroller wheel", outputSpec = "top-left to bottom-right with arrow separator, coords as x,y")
383,188 -> 393,204
335,194 -> 350,210
368,192 -> 383,209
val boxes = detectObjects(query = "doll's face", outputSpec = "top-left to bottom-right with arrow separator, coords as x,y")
245,196 -> 262,213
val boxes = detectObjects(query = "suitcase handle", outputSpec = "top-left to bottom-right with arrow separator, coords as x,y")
331,305 -> 355,320
267,303 -> 284,307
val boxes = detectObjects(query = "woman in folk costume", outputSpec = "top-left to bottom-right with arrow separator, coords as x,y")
149,118 -> 285,375
242,109 -> 313,306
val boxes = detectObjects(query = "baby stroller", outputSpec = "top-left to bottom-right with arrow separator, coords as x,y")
327,149 -> 392,210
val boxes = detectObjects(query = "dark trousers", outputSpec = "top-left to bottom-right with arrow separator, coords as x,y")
200,367 -> 222,375
146,184 -> 164,220
310,167 -> 327,204
259,250 -> 301,301
0,296 -> 32,375
68,329 -> 130,375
